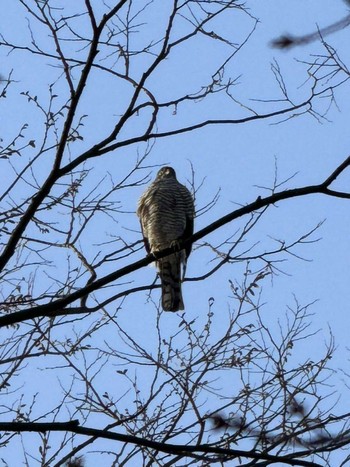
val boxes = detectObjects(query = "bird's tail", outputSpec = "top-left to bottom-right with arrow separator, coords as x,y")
158,253 -> 184,312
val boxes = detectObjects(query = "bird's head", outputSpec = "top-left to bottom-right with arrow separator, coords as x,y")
156,166 -> 176,179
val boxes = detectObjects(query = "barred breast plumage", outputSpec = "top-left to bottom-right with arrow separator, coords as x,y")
137,166 -> 195,311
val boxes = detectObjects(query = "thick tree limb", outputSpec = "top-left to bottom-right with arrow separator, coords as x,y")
0,156 -> 349,327
0,0 -> 129,274
0,421 -> 322,466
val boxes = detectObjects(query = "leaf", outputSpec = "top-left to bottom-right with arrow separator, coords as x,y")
28,140 -> 36,148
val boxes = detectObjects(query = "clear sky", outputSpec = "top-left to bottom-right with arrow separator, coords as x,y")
1,1 -> 350,465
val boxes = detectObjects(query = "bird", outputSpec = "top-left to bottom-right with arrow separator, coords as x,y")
137,166 -> 195,311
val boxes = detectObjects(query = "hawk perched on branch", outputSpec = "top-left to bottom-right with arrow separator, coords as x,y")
137,167 -> 195,311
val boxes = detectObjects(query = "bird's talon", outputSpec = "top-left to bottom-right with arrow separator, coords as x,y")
170,240 -> 181,252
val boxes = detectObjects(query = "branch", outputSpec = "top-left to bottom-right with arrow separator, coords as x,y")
88,98 -> 315,158
271,14 -> 350,49
57,93 -> 318,178
0,156 -> 349,327
0,1 -> 129,274
0,421 -> 322,466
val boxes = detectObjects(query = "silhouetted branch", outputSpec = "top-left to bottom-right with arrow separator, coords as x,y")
1,155 -> 350,327
0,421 -> 322,466
272,14 -> 350,49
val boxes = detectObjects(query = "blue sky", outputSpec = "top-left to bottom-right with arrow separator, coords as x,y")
1,1 -> 350,465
